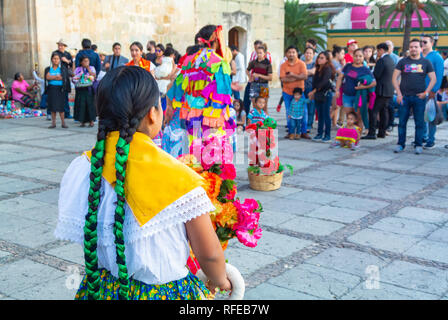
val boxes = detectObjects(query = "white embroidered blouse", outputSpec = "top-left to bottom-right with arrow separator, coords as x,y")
54,155 -> 215,285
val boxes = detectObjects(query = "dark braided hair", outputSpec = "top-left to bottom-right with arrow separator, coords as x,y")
83,66 -> 160,300
190,24 -> 217,55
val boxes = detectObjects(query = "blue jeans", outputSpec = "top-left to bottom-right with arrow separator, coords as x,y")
288,118 -> 303,135
232,90 -> 241,100
283,92 -> 293,129
40,94 -> 48,109
398,96 -> 426,147
315,92 -> 333,138
305,88 -> 315,128
423,122 -> 437,145
283,92 -> 308,134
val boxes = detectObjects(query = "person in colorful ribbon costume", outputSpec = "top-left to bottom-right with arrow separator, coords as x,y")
163,25 -> 236,158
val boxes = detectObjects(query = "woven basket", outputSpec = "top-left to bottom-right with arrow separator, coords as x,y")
248,170 -> 283,191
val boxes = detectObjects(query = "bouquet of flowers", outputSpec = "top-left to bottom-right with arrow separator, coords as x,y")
246,118 -> 293,176
178,148 -> 263,275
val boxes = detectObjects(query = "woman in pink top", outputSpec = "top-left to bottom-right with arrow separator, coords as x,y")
11,73 -> 37,108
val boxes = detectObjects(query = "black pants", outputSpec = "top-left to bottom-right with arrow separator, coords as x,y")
368,96 -> 391,137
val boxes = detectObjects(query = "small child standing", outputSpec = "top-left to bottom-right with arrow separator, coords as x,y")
233,99 -> 246,133
247,96 -> 268,125
288,88 -> 307,140
333,111 -> 362,149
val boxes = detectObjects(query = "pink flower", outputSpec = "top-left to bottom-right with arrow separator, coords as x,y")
233,199 -> 261,231
220,164 -> 236,180
235,227 -> 262,248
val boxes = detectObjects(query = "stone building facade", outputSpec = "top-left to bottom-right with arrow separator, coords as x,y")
0,0 -> 284,85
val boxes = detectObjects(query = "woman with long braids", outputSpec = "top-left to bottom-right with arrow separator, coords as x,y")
55,66 -> 231,300
162,24 -> 235,157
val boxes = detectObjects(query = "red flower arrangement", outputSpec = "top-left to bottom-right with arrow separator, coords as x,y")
247,118 -> 293,176
177,153 -> 264,275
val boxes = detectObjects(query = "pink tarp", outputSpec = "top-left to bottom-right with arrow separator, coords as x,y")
351,6 -> 431,29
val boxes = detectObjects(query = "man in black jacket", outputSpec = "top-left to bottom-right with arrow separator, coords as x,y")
363,43 -> 395,139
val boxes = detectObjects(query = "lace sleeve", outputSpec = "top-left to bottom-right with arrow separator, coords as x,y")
54,156 -> 216,247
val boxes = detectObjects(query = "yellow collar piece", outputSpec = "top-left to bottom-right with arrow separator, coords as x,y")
85,131 -> 205,227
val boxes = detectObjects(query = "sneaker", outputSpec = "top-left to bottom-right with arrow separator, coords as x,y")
289,134 -> 295,140
313,135 -> 323,141
294,134 -> 301,140
424,142 -> 435,149
301,133 -> 311,140
415,146 -> 423,155
394,145 -> 404,153
322,136 -> 331,142
412,138 -> 427,147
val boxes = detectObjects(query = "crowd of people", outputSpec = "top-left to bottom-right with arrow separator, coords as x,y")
1,33 -> 448,152
271,36 -> 446,153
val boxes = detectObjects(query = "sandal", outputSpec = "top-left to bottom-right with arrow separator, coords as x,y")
48,124 -> 56,129
89,122 -> 95,127
61,124 -> 68,129
80,123 -> 86,127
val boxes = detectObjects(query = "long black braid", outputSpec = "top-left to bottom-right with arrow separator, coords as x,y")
83,66 -> 160,300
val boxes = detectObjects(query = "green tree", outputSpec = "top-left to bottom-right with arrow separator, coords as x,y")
369,0 -> 448,51
284,0 -> 329,53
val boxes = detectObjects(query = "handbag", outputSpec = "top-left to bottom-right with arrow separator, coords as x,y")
432,100 -> 444,126
260,86 -> 269,98
314,90 -> 328,103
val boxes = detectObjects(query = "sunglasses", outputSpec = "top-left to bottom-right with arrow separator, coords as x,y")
156,49 -> 162,53
421,40 -> 428,44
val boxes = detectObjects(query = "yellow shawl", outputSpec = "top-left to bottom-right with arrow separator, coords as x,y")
84,131 -> 205,226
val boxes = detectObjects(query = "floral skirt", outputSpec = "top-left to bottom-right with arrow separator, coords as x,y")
75,269 -> 210,300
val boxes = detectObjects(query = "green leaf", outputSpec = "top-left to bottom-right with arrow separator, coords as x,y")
286,164 -> 294,176
209,164 -> 222,175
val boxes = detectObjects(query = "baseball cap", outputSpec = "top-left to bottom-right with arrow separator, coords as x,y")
347,39 -> 357,46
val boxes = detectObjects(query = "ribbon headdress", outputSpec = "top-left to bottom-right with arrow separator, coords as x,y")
197,25 -> 233,63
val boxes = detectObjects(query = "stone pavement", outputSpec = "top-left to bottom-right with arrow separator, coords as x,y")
0,88 -> 448,300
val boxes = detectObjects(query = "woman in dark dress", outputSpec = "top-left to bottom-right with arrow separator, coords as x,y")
73,56 -> 96,127
45,53 -> 69,128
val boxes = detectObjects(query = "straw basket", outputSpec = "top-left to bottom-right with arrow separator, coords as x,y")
248,170 -> 283,191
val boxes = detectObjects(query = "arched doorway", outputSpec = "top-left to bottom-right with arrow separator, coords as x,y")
228,26 -> 248,66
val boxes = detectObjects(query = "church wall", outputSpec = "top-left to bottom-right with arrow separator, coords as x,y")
33,0 -> 196,75
195,0 -> 284,85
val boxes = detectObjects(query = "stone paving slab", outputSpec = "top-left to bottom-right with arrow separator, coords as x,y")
404,239 -> 448,264
267,263 -> 362,299
368,217 -> 438,238
45,243 -> 85,266
348,228 -> 421,254
342,282 -> 439,300
305,206 -> 371,224
305,247 -> 390,278
231,231 -> 313,259
394,207 -> 448,225
278,216 -> 345,236
244,283 -> 319,300
379,260 -> 448,296
0,259 -> 66,296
